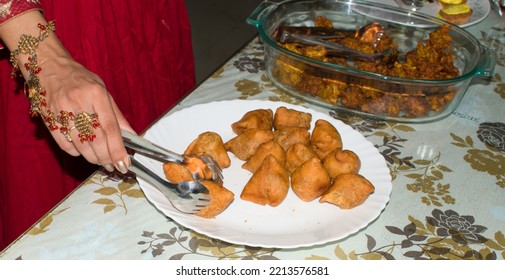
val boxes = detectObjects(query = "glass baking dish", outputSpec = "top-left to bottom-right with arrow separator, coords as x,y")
247,0 -> 496,123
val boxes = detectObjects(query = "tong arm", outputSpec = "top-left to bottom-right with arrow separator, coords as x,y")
278,31 -> 388,62
121,129 -> 184,163
129,157 -> 179,195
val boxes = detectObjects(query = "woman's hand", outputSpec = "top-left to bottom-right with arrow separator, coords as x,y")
38,52 -> 134,173
0,11 -> 134,173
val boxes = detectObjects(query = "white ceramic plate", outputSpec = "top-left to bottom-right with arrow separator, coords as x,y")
135,100 -> 392,248
360,0 -> 490,28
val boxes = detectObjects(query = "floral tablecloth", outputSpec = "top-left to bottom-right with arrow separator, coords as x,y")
1,10 -> 504,261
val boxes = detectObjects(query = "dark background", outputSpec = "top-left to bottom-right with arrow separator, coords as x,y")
185,0 -> 263,84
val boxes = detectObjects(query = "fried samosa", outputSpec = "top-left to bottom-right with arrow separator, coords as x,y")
322,148 -> 361,180
184,131 -> 231,168
285,143 -> 318,174
273,106 -> 312,130
240,155 -> 290,207
311,119 -> 343,159
242,141 -> 286,173
162,162 -> 194,183
273,127 -> 311,151
291,157 -> 331,202
225,128 -> 274,161
319,173 -> 375,209
231,108 -> 273,135
195,180 -> 235,219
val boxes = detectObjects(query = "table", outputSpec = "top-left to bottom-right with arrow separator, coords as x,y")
1,9 -> 504,261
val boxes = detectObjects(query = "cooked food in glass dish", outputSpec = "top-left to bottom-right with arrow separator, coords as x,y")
273,17 -> 460,119
248,0 -> 495,122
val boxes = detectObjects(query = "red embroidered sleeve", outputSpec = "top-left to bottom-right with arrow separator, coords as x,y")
0,0 -> 43,49
1,0 -> 42,24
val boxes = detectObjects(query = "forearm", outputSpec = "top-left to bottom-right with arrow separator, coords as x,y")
0,10 -> 70,82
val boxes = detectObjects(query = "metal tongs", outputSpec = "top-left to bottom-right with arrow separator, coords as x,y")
276,22 -> 393,62
278,31 -> 391,62
122,129 -> 223,184
121,130 -> 223,214
128,157 -> 210,214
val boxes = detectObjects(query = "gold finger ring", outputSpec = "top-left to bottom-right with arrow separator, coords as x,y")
60,125 -> 76,142
74,112 -> 100,143
56,110 -> 74,142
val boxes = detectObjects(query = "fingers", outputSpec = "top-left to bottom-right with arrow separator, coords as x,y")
41,82 -> 133,174
53,130 -> 81,157
91,94 -> 131,173
49,105 -> 132,173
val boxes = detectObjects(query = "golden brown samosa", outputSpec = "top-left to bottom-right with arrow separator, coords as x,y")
242,141 -> 286,173
240,155 -> 290,207
291,157 -> 331,202
184,131 -> 231,168
195,180 -> 234,219
285,143 -> 318,174
273,127 -> 311,151
273,106 -> 312,130
225,128 -> 274,161
162,162 -> 194,183
319,174 -> 375,209
311,119 -> 342,159
322,148 -> 361,180
231,109 -> 273,135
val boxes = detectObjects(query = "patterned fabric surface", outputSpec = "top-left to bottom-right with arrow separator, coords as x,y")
1,11 -> 504,260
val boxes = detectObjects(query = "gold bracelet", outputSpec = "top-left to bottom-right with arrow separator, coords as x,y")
10,21 -> 56,128
9,22 -> 55,78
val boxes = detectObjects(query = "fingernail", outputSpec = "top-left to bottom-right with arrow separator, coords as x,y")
115,161 -> 128,174
124,155 -> 131,167
103,164 -> 115,172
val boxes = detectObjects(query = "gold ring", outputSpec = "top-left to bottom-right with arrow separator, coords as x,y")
74,112 -> 100,143
55,111 -> 100,143
56,110 -> 74,142
61,125 -> 76,142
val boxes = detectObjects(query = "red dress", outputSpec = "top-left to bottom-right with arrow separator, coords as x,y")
0,0 -> 195,249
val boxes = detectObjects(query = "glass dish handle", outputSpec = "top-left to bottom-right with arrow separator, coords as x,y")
246,0 -> 280,27
475,46 -> 496,78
